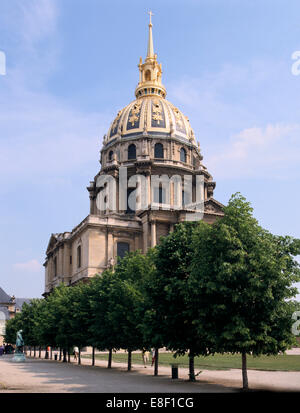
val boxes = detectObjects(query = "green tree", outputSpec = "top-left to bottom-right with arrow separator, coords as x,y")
21,299 -> 44,355
90,253 -> 150,371
4,312 -> 23,345
67,282 -> 92,364
113,250 -> 155,370
89,270 -> 123,368
145,223 -> 207,381
190,193 -> 300,390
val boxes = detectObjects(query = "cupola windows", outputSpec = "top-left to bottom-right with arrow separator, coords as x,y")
145,70 -> 151,81
108,150 -> 113,161
154,143 -> 164,158
180,147 -> 187,163
128,144 -> 136,160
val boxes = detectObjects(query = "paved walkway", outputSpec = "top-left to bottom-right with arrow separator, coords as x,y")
0,351 -> 299,393
0,355 -> 235,393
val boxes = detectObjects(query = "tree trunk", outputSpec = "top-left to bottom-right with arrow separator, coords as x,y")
34,346 -> 36,358
50,347 -> 52,360
92,347 -> 95,366
68,349 -> 70,363
62,348 -> 67,363
242,352 -> 249,390
78,348 -> 81,365
39,347 -> 41,358
59,348 -> 62,361
189,349 -> 196,381
108,348 -> 112,369
29,347 -> 32,357
128,350 -> 132,371
154,348 -> 159,376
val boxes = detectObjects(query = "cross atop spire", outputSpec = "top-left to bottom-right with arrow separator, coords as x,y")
148,10 -> 154,26
147,10 -> 154,59
135,12 -> 166,99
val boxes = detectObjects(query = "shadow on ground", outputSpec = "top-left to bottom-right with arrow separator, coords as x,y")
0,355 -> 237,393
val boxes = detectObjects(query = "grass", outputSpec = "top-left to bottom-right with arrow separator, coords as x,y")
82,351 -> 300,371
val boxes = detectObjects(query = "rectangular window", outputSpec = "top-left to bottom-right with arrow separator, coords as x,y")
154,186 -> 165,204
70,255 -> 72,265
77,246 -> 81,268
54,257 -> 57,277
117,242 -> 130,260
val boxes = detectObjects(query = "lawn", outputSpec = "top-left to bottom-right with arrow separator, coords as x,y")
82,351 -> 300,371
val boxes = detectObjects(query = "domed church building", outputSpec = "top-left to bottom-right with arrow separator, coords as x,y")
44,16 -> 224,295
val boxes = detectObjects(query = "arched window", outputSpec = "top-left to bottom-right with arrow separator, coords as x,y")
145,70 -> 151,81
180,147 -> 187,163
154,143 -> 164,159
108,150 -> 113,161
117,242 -> 130,259
128,144 -> 136,160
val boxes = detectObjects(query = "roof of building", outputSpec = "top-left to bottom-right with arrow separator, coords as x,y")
15,298 -> 32,311
0,286 -> 34,312
103,16 -> 196,148
0,287 -> 11,304
0,306 -> 10,320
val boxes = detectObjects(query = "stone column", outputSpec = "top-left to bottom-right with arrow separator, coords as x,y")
151,220 -> 157,247
108,232 -> 114,264
147,174 -> 151,207
143,221 -> 149,253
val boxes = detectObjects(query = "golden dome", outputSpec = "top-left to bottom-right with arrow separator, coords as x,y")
103,13 -> 196,148
104,96 -> 196,145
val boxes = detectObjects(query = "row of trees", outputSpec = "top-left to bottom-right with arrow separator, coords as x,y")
5,194 -> 300,390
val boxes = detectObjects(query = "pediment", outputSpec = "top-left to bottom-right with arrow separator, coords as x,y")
46,233 -> 61,254
204,198 -> 224,215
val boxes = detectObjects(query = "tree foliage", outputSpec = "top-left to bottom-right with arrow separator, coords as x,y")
6,193 -> 299,389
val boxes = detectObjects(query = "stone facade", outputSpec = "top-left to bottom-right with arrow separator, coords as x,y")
44,18 -> 224,296
0,287 -> 31,345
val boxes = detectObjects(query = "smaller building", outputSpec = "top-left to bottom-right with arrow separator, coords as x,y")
0,286 -> 32,346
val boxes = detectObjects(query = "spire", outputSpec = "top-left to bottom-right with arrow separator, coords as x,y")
147,11 -> 154,59
135,12 -> 166,99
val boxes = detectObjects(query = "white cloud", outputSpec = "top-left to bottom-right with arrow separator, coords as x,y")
13,259 -> 43,273
167,59 -> 300,181
206,123 -> 300,179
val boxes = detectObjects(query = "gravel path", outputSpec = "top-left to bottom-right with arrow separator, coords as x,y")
0,355 -> 235,393
1,351 -> 299,393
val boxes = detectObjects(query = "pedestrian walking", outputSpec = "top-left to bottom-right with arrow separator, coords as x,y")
142,349 -> 150,368
151,348 -> 156,367
73,346 -> 79,361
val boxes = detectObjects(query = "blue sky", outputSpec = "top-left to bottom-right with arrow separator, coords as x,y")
0,0 -> 300,299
